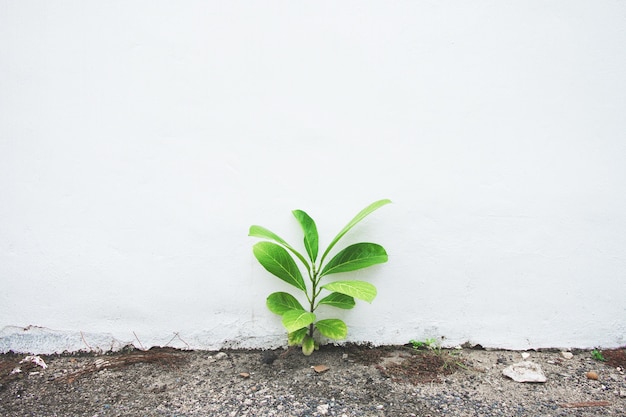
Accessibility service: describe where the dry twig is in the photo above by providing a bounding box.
[56,350,185,383]
[560,401,611,408]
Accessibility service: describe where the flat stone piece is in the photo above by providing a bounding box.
[312,364,329,373]
[502,361,547,383]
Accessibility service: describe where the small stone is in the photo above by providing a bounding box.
[150,383,167,393]
[561,352,573,359]
[376,405,384,410]
[619,390,626,398]
[342,353,349,360]
[239,372,250,378]
[502,361,547,383]
[521,352,531,360]
[317,404,329,415]
[312,365,329,373]
[586,371,599,380]
[261,351,277,364]
[214,352,228,360]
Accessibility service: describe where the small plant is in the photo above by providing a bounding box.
[249,199,391,355]
[408,337,468,372]
[591,348,607,362]
[410,338,439,351]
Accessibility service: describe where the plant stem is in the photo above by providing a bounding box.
[307,269,320,338]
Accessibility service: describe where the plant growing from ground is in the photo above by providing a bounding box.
[591,348,607,362]
[409,337,467,370]
[410,338,440,352]
[249,199,391,355]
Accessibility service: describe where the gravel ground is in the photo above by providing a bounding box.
[1,345,625,417]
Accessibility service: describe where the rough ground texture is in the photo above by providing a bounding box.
[1,345,625,417]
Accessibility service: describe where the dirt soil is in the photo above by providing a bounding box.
[1,345,625,417]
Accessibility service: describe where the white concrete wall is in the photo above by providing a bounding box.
[1,1,625,354]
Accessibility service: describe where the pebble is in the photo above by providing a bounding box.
[261,351,277,364]
[561,352,573,360]
[214,352,228,360]
[312,365,329,373]
[521,352,531,360]
[317,404,329,415]
[586,371,599,380]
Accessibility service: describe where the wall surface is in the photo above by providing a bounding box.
[1,1,625,354]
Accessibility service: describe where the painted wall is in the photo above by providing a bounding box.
[1,1,625,354]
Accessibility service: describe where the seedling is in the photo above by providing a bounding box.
[410,338,439,351]
[591,349,607,362]
[409,337,467,370]
[249,199,391,355]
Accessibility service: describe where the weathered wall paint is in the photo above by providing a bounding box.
[1,1,625,353]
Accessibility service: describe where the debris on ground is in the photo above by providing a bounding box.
[55,347,185,383]
[502,361,547,383]
[560,400,611,408]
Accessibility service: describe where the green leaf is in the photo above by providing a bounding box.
[252,242,306,291]
[318,292,355,309]
[302,335,315,356]
[319,199,391,265]
[266,292,304,315]
[316,319,348,340]
[281,309,316,333]
[249,225,310,269]
[288,328,308,346]
[321,280,377,303]
[249,225,290,247]
[320,243,387,277]
[292,209,318,262]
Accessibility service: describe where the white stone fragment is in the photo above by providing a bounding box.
[521,352,531,360]
[561,351,573,359]
[20,355,47,369]
[502,361,547,383]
